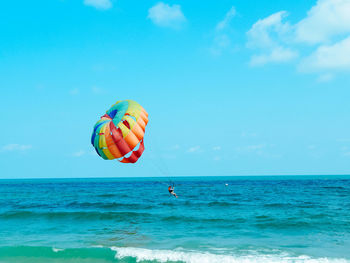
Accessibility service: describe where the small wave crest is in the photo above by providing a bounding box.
[111,246,350,263]
[52,247,64,252]
[0,246,349,263]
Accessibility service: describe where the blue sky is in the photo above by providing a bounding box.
[1,0,350,178]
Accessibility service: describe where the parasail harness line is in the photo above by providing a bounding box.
[149,158,178,198]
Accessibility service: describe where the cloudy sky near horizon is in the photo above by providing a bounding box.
[1,0,350,178]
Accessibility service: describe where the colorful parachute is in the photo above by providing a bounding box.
[91,100,148,163]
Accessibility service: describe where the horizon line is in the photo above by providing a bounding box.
[1,174,350,180]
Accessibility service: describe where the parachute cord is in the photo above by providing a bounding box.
[146,133,174,186]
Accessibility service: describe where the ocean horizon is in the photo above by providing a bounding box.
[1,175,349,262]
[2,174,350,180]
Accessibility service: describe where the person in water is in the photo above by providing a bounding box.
[168,186,178,198]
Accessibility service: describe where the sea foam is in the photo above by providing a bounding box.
[111,247,350,263]
[52,247,64,253]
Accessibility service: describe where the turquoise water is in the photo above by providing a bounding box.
[0,176,350,262]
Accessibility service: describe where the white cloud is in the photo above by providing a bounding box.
[84,0,112,10]
[209,7,238,56]
[1,144,32,152]
[246,11,297,66]
[247,11,291,49]
[246,0,350,77]
[72,150,85,157]
[299,36,350,72]
[187,146,200,153]
[295,0,350,44]
[148,2,186,29]
[250,46,298,66]
[248,0,350,46]
[216,7,236,31]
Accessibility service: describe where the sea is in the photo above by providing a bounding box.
[0,176,349,263]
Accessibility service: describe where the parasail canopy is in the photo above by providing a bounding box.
[91,100,148,163]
